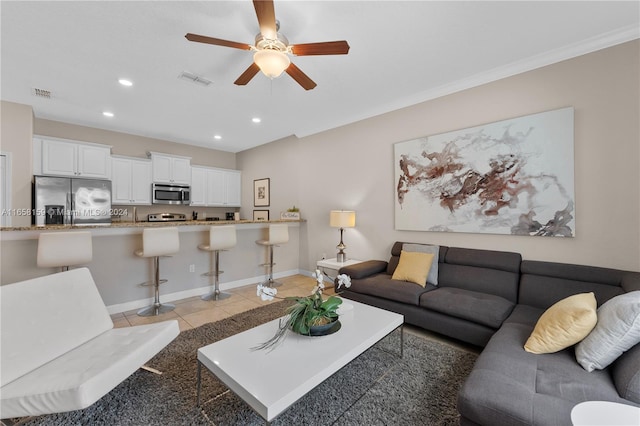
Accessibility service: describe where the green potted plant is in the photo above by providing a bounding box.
[254,270,351,351]
[280,205,301,220]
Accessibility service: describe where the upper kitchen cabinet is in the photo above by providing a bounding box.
[149,152,191,185]
[111,156,152,205]
[191,166,241,207]
[35,137,112,179]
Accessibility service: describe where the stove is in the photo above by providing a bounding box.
[147,213,187,222]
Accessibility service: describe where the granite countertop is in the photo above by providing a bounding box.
[1,219,304,232]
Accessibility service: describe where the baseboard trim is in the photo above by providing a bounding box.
[106,268,311,314]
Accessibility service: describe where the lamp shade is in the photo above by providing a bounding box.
[253,49,291,78]
[330,210,356,228]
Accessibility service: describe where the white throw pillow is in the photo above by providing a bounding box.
[576,291,640,372]
[402,243,439,286]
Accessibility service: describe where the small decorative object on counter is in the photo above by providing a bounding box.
[280,205,301,220]
[253,269,351,351]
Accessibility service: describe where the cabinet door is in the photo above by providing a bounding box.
[42,139,77,176]
[111,158,133,204]
[131,160,152,204]
[190,167,207,206]
[206,169,226,206]
[171,157,191,184]
[77,144,111,179]
[152,154,173,183]
[225,170,242,207]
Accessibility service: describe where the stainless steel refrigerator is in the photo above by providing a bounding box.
[33,176,112,226]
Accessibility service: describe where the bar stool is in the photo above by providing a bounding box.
[255,224,289,288]
[199,225,237,301]
[135,227,180,317]
[37,231,93,271]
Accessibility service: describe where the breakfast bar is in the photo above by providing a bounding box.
[0,219,304,313]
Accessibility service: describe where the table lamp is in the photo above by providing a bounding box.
[330,210,356,262]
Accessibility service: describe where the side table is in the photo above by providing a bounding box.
[317,257,361,281]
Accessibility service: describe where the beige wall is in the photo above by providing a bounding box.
[0,101,33,227]
[238,40,640,272]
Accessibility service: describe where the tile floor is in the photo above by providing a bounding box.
[111,274,330,332]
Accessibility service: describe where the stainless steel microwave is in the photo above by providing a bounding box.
[152,183,191,205]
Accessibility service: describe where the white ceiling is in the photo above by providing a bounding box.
[2,1,638,153]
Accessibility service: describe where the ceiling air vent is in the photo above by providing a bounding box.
[32,88,52,99]
[178,71,212,87]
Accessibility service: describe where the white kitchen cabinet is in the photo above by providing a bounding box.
[190,166,207,206]
[40,138,111,179]
[149,152,191,185]
[190,166,241,207]
[111,156,152,205]
[225,170,241,206]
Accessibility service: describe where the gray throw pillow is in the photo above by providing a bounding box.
[575,291,640,372]
[402,243,439,286]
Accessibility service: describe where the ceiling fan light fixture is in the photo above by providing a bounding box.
[253,49,290,79]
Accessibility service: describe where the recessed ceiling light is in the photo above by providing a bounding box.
[252,117,261,123]
[213,135,222,140]
[103,111,114,117]
[118,79,133,87]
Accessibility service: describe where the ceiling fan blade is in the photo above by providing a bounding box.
[185,33,251,51]
[253,0,277,39]
[290,41,350,56]
[285,63,317,90]
[234,63,261,86]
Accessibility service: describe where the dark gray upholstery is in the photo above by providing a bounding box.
[420,287,514,329]
[458,305,639,426]
[519,260,631,309]
[611,341,640,403]
[337,241,640,425]
[459,263,640,426]
[345,273,434,306]
[339,242,521,347]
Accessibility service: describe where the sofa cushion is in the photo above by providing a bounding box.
[519,260,628,309]
[611,342,640,403]
[438,247,521,303]
[402,243,440,285]
[0,268,113,387]
[346,273,434,305]
[524,293,597,354]
[420,287,515,329]
[576,291,640,372]
[391,250,434,287]
[0,321,180,417]
[458,316,634,426]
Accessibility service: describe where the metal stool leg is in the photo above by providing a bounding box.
[261,244,282,288]
[201,250,232,301]
[138,256,175,316]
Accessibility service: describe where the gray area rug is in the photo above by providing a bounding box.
[20,301,477,425]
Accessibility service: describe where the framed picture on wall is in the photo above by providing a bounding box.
[253,210,269,221]
[254,178,270,207]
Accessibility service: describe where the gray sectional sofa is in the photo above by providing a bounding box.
[337,241,640,426]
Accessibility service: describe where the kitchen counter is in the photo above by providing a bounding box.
[1,219,304,310]
[0,219,305,240]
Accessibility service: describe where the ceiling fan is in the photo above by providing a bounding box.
[185,0,350,90]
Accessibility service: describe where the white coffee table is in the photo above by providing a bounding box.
[196,299,404,423]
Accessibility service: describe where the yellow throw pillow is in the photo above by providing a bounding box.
[524,292,597,354]
[391,250,434,287]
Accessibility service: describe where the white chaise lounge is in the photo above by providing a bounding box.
[0,268,179,419]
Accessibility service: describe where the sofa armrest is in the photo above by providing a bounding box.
[339,260,388,279]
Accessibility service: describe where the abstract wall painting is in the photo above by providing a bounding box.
[394,107,575,237]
